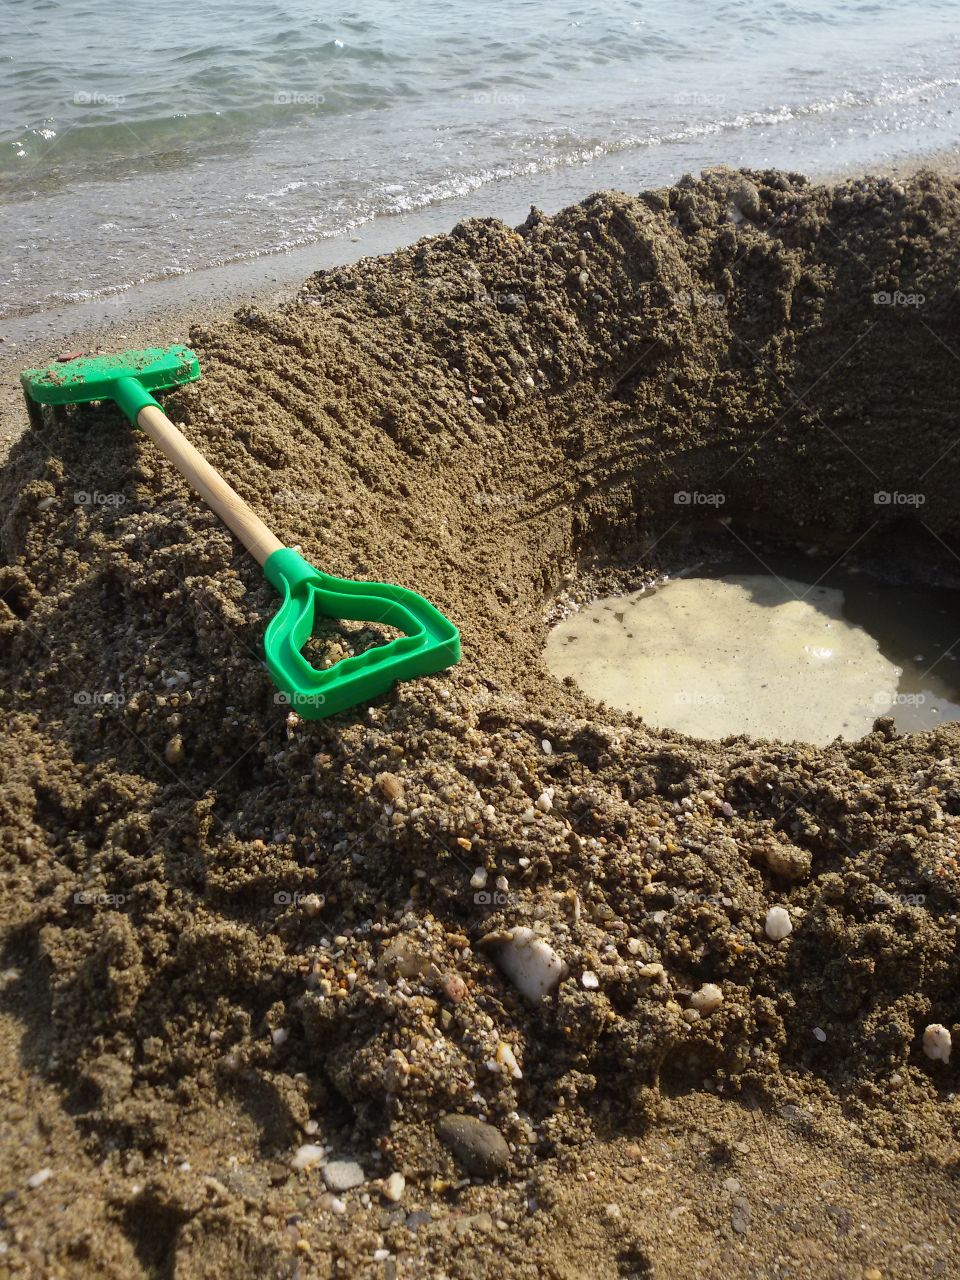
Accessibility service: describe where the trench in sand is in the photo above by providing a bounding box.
[543,537,960,744]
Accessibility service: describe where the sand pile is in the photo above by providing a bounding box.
[2,167,960,1276]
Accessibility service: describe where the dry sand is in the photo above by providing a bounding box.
[3,164,960,1278]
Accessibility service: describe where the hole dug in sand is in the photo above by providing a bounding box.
[545,540,960,744]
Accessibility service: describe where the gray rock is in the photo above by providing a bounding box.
[732,177,761,220]
[321,1160,364,1192]
[436,1114,511,1177]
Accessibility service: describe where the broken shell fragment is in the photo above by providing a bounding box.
[923,1023,952,1063]
[478,926,566,1001]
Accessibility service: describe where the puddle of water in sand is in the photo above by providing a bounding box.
[545,564,960,744]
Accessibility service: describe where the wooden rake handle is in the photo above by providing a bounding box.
[137,405,283,566]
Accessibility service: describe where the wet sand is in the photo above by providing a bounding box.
[3,162,960,1277]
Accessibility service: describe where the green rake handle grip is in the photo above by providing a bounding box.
[264,549,460,718]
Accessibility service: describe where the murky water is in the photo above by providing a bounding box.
[545,558,960,743]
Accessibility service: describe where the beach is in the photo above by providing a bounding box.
[5,3,960,1276]
[3,162,960,1276]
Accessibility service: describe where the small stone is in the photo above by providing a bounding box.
[442,970,467,1004]
[762,842,811,881]
[26,1168,52,1189]
[535,790,553,813]
[731,1196,752,1234]
[382,1172,405,1203]
[377,772,403,803]
[581,970,600,990]
[541,739,552,754]
[863,1269,883,1280]
[470,867,488,890]
[321,1160,365,1192]
[689,983,723,1015]
[813,1027,827,1043]
[291,1144,325,1172]
[320,1193,346,1215]
[923,1023,952,1063]
[164,735,183,765]
[436,1114,511,1177]
[765,906,792,941]
[479,926,566,1001]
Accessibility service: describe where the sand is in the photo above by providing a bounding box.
[3,165,960,1278]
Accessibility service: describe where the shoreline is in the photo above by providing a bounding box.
[3,143,959,449]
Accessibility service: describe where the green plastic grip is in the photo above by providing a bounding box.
[263,548,460,718]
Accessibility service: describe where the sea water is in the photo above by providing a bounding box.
[3,0,960,319]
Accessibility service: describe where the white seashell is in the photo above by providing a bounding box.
[689,983,723,1015]
[382,1172,405,1202]
[765,906,792,941]
[496,1041,523,1079]
[923,1023,952,1063]
[480,926,566,1001]
[291,1143,325,1171]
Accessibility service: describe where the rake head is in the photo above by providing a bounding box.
[21,345,200,409]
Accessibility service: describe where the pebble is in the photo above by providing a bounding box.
[763,842,812,881]
[164,735,184,765]
[813,1026,827,1043]
[470,867,488,890]
[322,1160,365,1192]
[436,1114,511,1176]
[731,1197,752,1234]
[376,772,403,803]
[382,1172,406,1203]
[765,906,793,941]
[480,926,565,1001]
[923,1023,952,1063]
[541,739,552,754]
[441,972,467,1003]
[581,970,600,990]
[689,983,723,1015]
[495,1041,522,1079]
[26,1168,52,1189]
[291,1144,325,1172]
[320,1193,346,1215]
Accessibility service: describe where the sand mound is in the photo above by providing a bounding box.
[3,167,960,1276]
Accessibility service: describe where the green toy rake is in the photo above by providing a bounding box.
[21,345,460,718]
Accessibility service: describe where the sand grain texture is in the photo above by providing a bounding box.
[2,167,960,1277]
